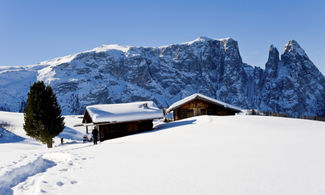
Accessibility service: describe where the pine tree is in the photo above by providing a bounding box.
[23,81,65,148]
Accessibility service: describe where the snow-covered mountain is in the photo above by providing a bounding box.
[0,37,324,117]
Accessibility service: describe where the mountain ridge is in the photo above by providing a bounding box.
[0,37,324,117]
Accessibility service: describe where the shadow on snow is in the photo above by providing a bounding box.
[138,119,197,135]
[58,126,84,141]
[0,128,25,144]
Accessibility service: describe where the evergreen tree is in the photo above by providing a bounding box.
[23,81,65,148]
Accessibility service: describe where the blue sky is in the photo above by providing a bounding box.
[1,0,325,74]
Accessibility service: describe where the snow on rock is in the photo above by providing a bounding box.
[86,101,163,123]
[90,44,130,53]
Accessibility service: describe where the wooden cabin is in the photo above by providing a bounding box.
[82,101,163,141]
[167,93,242,120]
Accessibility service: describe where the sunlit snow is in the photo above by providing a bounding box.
[0,111,325,194]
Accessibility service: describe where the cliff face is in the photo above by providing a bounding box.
[0,37,324,117]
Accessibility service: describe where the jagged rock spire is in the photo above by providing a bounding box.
[265,45,280,77]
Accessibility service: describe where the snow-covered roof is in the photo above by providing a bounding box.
[85,101,163,124]
[167,93,242,113]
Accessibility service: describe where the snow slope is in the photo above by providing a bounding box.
[0,111,325,194]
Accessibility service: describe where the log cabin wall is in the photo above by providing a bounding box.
[173,99,237,120]
[98,119,153,141]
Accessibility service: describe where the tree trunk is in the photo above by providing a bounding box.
[47,140,53,148]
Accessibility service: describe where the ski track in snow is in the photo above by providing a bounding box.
[13,151,81,195]
[0,155,56,195]
[0,143,91,195]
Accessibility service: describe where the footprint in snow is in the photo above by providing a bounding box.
[40,189,47,193]
[81,158,87,160]
[70,180,78,184]
[56,181,64,186]
[42,180,48,184]
[59,168,68,172]
[19,155,27,160]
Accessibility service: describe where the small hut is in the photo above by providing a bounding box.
[167,93,242,120]
[82,101,163,141]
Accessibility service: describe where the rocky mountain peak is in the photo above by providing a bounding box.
[280,40,319,74]
[282,40,308,58]
[221,38,242,65]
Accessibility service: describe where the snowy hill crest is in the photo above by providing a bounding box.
[0,37,324,117]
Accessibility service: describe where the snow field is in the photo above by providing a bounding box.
[0,111,325,194]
